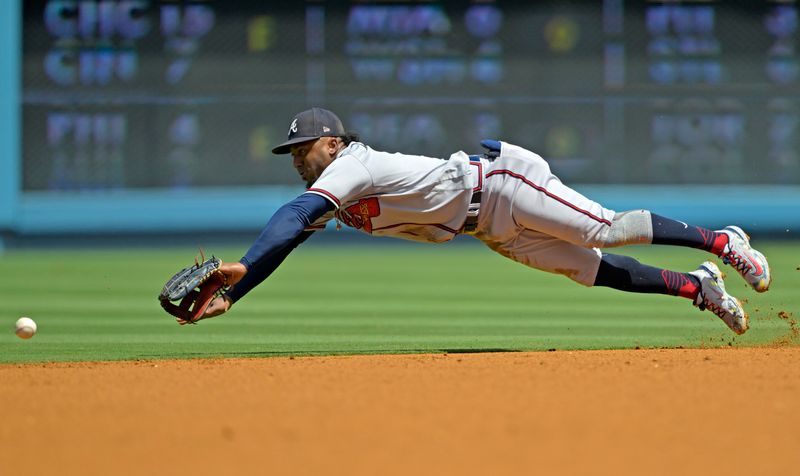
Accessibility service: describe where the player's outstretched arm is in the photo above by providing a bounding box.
[198,193,334,319]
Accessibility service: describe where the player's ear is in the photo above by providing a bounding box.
[327,137,340,155]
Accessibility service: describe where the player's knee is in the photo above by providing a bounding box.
[594,210,654,248]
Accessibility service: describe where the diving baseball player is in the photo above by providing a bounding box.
[179,108,771,335]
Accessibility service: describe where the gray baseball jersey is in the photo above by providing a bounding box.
[305,142,481,243]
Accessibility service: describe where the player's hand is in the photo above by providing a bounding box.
[172,261,244,325]
[204,295,232,317]
[175,295,232,325]
[218,261,248,286]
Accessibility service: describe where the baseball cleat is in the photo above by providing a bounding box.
[716,226,771,292]
[689,261,748,335]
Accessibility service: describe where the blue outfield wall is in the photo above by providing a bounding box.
[0,0,20,233]
[14,185,800,236]
[17,187,304,234]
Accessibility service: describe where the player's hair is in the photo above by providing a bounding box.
[340,132,360,145]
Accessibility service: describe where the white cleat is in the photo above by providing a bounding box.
[689,261,749,335]
[717,225,771,292]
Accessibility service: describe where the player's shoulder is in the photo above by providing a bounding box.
[319,142,373,181]
[331,142,376,171]
[337,141,369,160]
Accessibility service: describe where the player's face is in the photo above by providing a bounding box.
[290,138,337,185]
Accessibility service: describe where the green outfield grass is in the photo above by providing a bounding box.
[0,240,798,363]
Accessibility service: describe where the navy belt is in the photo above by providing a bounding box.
[462,155,484,234]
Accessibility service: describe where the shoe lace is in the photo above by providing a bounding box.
[703,299,726,319]
[697,291,729,320]
[722,249,752,275]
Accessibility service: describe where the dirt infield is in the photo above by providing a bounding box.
[1,347,798,476]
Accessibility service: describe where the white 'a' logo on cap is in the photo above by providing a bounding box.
[289,118,298,137]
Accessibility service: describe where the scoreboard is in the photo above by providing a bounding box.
[21,1,800,192]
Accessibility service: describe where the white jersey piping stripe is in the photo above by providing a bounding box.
[306,188,341,208]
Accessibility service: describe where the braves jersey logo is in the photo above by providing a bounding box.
[288,118,298,137]
[336,197,381,232]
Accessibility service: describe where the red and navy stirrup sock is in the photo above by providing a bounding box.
[650,213,728,256]
[594,253,700,300]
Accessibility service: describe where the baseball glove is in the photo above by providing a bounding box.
[158,256,228,323]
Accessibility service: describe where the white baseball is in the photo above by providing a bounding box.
[15,317,37,339]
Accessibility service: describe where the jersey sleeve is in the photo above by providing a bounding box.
[229,193,334,305]
[305,153,373,209]
[306,210,335,231]
[239,193,333,270]
[225,231,314,303]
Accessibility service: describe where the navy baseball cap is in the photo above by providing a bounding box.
[272,107,346,154]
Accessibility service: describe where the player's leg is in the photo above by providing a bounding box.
[479,228,605,287]
[594,253,747,334]
[600,210,770,292]
[480,143,770,292]
[480,142,616,249]
[648,214,771,292]
[477,228,747,334]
